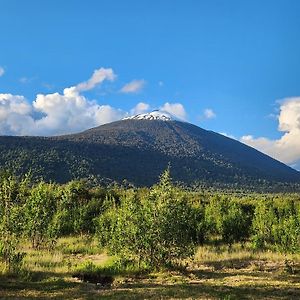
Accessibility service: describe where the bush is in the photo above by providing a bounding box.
[96,169,198,269]
[24,182,59,248]
[0,173,28,272]
[252,199,300,253]
[205,196,251,246]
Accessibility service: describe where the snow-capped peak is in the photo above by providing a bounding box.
[123,110,173,121]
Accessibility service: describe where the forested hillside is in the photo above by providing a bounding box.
[0,119,299,191]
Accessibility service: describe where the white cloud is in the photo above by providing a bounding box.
[0,68,124,136]
[75,68,116,92]
[130,102,150,115]
[120,79,146,93]
[32,89,124,136]
[0,67,5,77]
[0,94,34,135]
[160,102,187,120]
[93,105,125,125]
[203,108,216,119]
[240,97,300,169]
[0,68,189,137]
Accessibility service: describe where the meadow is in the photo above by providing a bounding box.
[1,237,300,299]
[1,170,300,299]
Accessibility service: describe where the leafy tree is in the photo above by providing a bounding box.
[205,196,250,246]
[251,200,276,250]
[96,169,198,268]
[273,214,299,253]
[24,182,58,248]
[252,199,300,253]
[56,181,92,235]
[0,173,28,272]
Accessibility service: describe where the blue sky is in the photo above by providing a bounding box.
[1,0,300,168]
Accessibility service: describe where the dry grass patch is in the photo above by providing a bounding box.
[1,241,300,299]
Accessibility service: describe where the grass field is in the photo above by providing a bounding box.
[1,236,300,299]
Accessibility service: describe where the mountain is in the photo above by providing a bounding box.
[0,111,299,189]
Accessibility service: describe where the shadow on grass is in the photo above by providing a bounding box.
[1,270,300,300]
[99,281,300,300]
[1,260,300,299]
[205,257,253,269]
[0,276,82,299]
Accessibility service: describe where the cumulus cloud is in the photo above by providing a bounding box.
[241,97,300,169]
[0,67,5,77]
[32,89,124,136]
[120,79,146,93]
[159,102,187,120]
[0,68,124,136]
[130,102,150,115]
[0,94,34,135]
[0,67,189,137]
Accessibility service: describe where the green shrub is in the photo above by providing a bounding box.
[205,196,250,246]
[96,169,198,269]
[23,182,59,248]
[0,173,28,273]
[251,199,300,253]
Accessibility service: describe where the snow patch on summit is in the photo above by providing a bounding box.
[123,110,173,121]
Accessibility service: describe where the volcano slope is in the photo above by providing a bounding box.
[0,117,299,189]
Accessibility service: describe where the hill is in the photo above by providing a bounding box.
[0,112,299,189]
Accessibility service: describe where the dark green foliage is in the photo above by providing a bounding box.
[0,119,299,190]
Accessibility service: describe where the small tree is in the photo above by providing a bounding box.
[252,199,300,253]
[56,181,91,235]
[0,174,28,272]
[272,215,299,253]
[205,196,250,247]
[251,200,276,250]
[96,168,198,269]
[24,182,58,248]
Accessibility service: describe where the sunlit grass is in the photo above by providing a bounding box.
[1,238,300,299]
[195,242,300,269]
[26,239,106,274]
[56,235,102,255]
